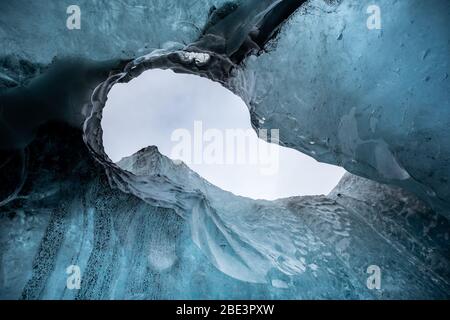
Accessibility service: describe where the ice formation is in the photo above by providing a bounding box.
[0,0,449,299]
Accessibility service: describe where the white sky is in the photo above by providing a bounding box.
[102,69,345,200]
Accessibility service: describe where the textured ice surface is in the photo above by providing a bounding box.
[1,126,449,299]
[0,0,228,63]
[241,0,450,213]
[0,0,449,299]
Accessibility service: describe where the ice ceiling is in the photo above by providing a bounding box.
[0,0,449,299]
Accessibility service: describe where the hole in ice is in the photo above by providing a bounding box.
[101,69,345,200]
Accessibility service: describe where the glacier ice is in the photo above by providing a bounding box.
[1,127,449,299]
[241,0,450,213]
[0,0,449,299]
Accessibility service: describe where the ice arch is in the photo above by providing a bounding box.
[102,68,345,200]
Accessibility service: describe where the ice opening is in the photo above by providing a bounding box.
[101,69,345,200]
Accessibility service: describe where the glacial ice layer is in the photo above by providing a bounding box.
[0,0,449,299]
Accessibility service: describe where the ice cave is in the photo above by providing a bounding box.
[0,0,449,300]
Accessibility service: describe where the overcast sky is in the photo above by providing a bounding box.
[101,69,345,200]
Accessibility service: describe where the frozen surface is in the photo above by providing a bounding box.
[1,126,448,299]
[241,0,450,212]
[0,0,228,63]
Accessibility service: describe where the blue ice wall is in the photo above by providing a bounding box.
[241,0,450,212]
